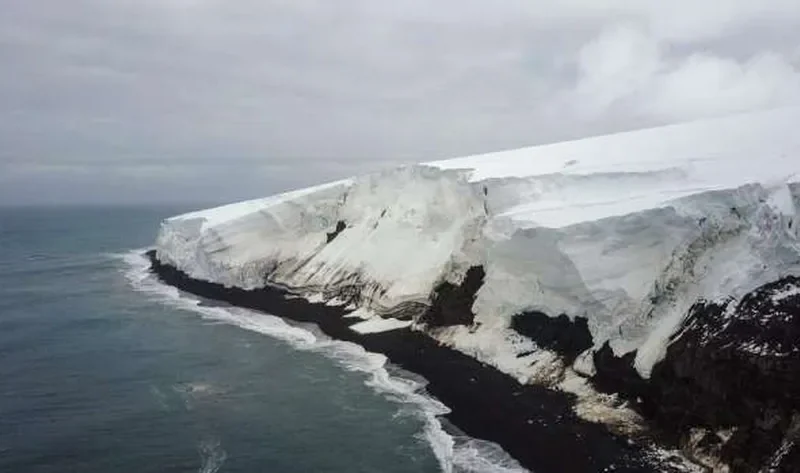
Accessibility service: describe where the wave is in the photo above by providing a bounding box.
[197,437,227,473]
[117,249,528,473]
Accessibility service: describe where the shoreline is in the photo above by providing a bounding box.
[147,251,678,473]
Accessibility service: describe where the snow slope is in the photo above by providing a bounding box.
[156,107,800,386]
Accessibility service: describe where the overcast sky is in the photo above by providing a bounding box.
[2,1,800,205]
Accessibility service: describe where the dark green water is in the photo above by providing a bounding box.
[0,207,467,473]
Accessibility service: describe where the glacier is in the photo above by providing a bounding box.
[153,107,800,472]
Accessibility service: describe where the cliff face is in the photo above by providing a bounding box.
[589,277,800,471]
[154,108,800,472]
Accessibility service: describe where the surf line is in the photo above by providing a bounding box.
[144,250,659,473]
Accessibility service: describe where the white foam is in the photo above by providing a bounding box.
[197,437,227,473]
[118,250,527,473]
[149,385,172,411]
[451,438,529,473]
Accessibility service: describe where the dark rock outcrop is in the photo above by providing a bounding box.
[511,311,592,364]
[326,220,347,243]
[419,266,485,327]
[590,276,800,472]
[592,343,651,413]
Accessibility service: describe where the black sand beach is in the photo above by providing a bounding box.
[147,251,682,473]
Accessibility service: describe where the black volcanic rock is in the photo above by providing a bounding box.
[511,311,592,364]
[326,220,347,243]
[590,276,800,472]
[650,277,800,472]
[419,266,485,327]
[592,343,651,414]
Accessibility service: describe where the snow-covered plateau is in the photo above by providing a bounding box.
[154,107,800,472]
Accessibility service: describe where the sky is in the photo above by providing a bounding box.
[2,1,800,205]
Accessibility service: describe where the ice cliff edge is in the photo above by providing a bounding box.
[154,107,800,472]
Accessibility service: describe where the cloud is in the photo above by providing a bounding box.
[1,1,800,204]
[572,25,662,117]
[570,24,800,121]
[653,52,800,119]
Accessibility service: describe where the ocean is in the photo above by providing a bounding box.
[0,206,524,473]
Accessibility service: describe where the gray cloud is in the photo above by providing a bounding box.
[2,1,800,204]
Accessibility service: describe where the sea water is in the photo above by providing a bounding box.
[0,206,525,473]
